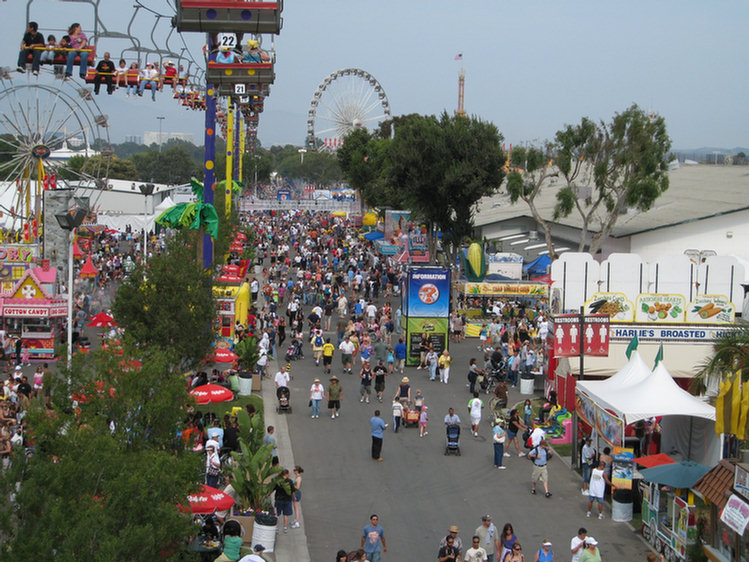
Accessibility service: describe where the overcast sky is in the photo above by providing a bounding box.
[4,1,747,150]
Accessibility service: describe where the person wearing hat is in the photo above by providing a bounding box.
[160,59,177,91]
[492,417,507,469]
[138,61,159,100]
[533,539,553,562]
[310,377,325,419]
[327,375,342,419]
[204,439,221,488]
[243,39,270,63]
[439,526,464,557]
[394,376,411,406]
[237,543,266,562]
[464,535,488,562]
[475,515,499,562]
[578,537,600,562]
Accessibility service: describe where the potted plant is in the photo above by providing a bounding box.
[234,336,260,394]
[227,439,288,546]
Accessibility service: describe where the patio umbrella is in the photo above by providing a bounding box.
[212,348,239,363]
[190,384,234,404]
[187,485,235,514]
[222,264,240,274]
[87,312,117,328]
[216,274,242,283]
[632,453,675,469]
[639,460,710,488]
[234,232,247,241]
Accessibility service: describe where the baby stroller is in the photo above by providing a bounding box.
[285,339,304,361]
[445,424,461,456]
[276,386,292,414]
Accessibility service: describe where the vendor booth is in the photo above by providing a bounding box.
[575,353,719,466]
[460,281,548,336]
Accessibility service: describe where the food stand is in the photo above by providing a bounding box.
[460,281,548,336]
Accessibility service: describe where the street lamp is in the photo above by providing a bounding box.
[157,116,165,152]
[55,202,88,367]
[253,155,260,199]
[138,183,155,263]
[298,148,306,164]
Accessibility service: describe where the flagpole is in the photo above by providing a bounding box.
[572,306,584,471]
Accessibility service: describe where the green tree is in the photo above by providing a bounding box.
[692,321,749,394]
[81,154,138,180]
[277,150,342,185]
[130,145,201,184]
[112,230,216,367]
[505,144,561,258]
[386,112,506,262]
[0,351,201,561]
[337,128,396,207]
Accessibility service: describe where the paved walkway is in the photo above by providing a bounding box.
[263,324,653,562]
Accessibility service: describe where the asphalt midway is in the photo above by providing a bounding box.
[265,300,651,561]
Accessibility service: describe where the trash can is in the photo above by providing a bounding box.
[252,513,277,552]
[612,488,633,522]
[238,372,253,396]
[520,374,534,395]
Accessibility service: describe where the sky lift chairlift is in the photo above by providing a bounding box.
[173,0,283,34]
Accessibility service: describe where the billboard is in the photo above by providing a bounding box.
[384,210,411,240]
[487,252,523,279]
[406,268,450,318]
[406,317,448,365]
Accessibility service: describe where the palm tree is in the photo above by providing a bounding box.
[691,321,749,395]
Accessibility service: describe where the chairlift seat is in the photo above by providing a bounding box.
[174,0,283,34]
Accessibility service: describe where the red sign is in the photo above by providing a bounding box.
[582,314,610,356]
[551,314,609,357]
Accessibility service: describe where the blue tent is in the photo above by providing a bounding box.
[523,254,551,276]
[364,231,384,241]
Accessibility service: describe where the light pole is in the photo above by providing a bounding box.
[157,116,165,152]
[138,183,155,263]
[298,148,306,164]
[55,202,88,367]
[253,155,260,199]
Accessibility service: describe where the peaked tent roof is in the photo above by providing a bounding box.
[154,196,176,212]
[577,351,652,409]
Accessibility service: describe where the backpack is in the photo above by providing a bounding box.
[523,428,533,449]
[314,335,323,347]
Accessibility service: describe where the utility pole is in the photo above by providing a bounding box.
[157,116,165,152]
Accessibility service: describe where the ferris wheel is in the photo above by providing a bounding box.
[0,76,111,232]
[306,68,391,148]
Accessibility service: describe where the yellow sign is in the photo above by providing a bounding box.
[464,282,547,297]
[585,292,634,322]
[635,293,686,323]
[686,294,735,324]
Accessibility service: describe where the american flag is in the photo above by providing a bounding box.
[454,53,463,61]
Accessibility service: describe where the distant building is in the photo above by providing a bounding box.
[143,131,195,146]
[124,135,142,145]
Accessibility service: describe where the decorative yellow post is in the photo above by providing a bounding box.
[225,99,234,217]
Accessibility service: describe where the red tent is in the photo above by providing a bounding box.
[189,383,234,404]
[79,256,98,279]
[187,485,235,514]
[632,453,675,469]
[211,348,239,363]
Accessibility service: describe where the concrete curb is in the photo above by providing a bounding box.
[260,354,311,562]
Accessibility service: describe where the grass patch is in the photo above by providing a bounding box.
[552,442,572,457]
[196,394,264,422]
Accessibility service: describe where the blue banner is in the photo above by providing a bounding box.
[406,268,450,318]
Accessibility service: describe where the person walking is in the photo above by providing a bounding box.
[464,536,488,562]
[475,515,500,562]
[205,439,221,488]
[570,528,588,562]
[370,410,387,461]
[392,398,403,433]
[274,468,295,533]
[529,440,552,498]
[578,538,600,562]
[437,535,460,562]
[468,391,484,437]
[439,525,464,556]
[492,418,506,469]
[328,375,342,419]
[322,337,335,375]
[505,409,527,457]
[532,540,553,562]
[310,378,325,419]
[586,460,612,519]
[438,349,452,384]
[361,514,387,562]
[359,360,373,404]
[503,542,525,562]
[418,406,429,437]
[393,338,407,374]
[373,359,388,402]
[499,523,518,561]
[581,437,595,495]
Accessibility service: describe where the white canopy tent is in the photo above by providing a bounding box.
[154,196,176,213]
[576,356,719,465]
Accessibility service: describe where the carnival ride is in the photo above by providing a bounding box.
[305,68,392,149]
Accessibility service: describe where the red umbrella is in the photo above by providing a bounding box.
[632,453,675,468]
[73,381,116,403]
[234,232,247,241]
[119,359,142,372]
[211,348,239,363]
[187,485,235,514]
[87,312,117,328]
[222,264,240,274]
[216,274,242,283]
[190,383,234,404]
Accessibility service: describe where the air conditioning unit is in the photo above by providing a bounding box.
[528,230,539,240]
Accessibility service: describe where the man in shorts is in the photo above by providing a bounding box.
[529,440,552,498]
[586,460,611,519]
[322,337,335,375]
[273,469,295,532]
[339,335,355,374]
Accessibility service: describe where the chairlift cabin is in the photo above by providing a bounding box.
[174,0,283,34]
[207,61,274,91]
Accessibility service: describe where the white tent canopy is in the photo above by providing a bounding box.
[154,196,176,213]
[577,355,715,425]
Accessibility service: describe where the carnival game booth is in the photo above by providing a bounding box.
[461,281,548,337]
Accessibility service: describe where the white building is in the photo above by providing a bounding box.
[143,131,195,147]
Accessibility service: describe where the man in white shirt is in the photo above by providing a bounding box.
[464,536,488,562]
[274,365,291,389]
[339,336,356,374]
[570,527,587,562]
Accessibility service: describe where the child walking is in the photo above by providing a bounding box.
[419,406,429,437]
[392,398,403,433]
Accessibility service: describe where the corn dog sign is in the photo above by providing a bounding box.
[686,294,734,324]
